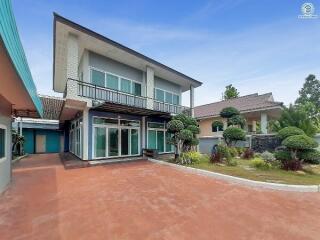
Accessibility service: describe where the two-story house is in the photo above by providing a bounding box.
[53,14,202,160]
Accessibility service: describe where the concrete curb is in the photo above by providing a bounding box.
[148,159,320,192]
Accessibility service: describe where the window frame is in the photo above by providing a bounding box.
[154,87,180,106]
[89,66,143,96]
[0,124,6,162]
[147,121,174,153]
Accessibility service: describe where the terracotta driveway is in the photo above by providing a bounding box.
[0,154,320,240]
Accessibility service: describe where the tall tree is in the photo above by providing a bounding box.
[223,84,239,100]
[295,74,320,122]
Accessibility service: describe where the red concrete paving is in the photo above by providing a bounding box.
[0,154,320,240]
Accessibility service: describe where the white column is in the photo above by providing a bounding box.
[260,113,268,134]
[252,120,257,133]
[190,85,194,117]
[146,66,154,110]
[19,117,22,136]
[82,108,89,160]
[67,33,79,80]
[142,116,146,150]
[223,119,228,130]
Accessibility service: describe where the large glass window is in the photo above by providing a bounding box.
[148,130,157,149]
[157,131,164,153]
[148,122,164,129]
[121,129,129,155]
[155,89,165,102]
[173,94,179,105]
[91,69,105,87]
[121,78,131,93]
[165,92,173,104]
[147,122,173,153]
[106,73,119,90]
[94,118,118,125]
[0,128,5,158]
[108,128,119,157]
[94,127,106,158]
[132,82,142,96]
[131,129,139,155]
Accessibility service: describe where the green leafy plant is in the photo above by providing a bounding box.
[228,115,246,128]
[210,144,231,163]
[297,149,320,164]
[225,157,238,166]
[260,151,276,163]
[277,126,305,140]
[220,107,240,119]
[241,148,255,159]
[178,151,202,165]
[250,159,271,170]
[223,84,240,100]
[274,150,291,161]
[167,119,184,159]
[228,147,238,158]
[223,127,246,146]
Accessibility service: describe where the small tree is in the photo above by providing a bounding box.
[224,84,239,100]
[220,107,239,119]
[167,120,184,159]
[228,115,246,128]
[277,126,305,140]
[223,127,246,146]
[282,134,318,169]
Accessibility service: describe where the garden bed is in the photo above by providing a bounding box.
[165,157,320,185]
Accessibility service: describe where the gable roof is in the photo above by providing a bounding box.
[194,93,283,119]
[40,95,64,120]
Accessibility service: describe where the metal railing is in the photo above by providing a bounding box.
[66,78,189,114]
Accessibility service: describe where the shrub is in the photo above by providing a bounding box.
[178,151,202,165]
[220,107,240,118]
[241,148,254,159]
[212,120,223,132]
[282,135,318,151]
[274,150,291,161]
[235,147,245,155]
[187,125,200,135]
[298,149,320,164]
[228,147,238,158]
[250,159,271,170]
[280,159,302,171]
[261,151,276,163]
[225,157,238,166]
[210,144,231,163]
[173,113,198,128]
[278,127,305,140]
[223,127,246,146]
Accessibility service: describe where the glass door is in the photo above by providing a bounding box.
[108,128,119,157]
[130,129,139,155]
[121,129,129,156]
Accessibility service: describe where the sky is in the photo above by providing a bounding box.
[12,0,320,107]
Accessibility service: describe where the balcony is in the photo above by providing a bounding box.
[65,79,189,115]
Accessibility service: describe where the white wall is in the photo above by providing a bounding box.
[0,95,12,193]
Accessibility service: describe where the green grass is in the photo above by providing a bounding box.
[183,157,320,185]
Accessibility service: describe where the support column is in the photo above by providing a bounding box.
[252,120,257,133]
[82,108,89,160]
[260,113,268,134]
[67,33,79,80]
[223,119,228,130]
[142,116,146,150]
[190,85,194,117]
[146,66,154,110]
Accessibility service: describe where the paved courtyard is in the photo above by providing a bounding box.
[0,154,319,240]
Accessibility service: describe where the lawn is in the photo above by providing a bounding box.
[171,157,320,185]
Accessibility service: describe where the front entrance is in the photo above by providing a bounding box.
[93,117,140,159]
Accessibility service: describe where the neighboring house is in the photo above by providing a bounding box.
[194,93,283,153]
[0,0,43,193]
[53,13,202,160]
[14,95,65,154]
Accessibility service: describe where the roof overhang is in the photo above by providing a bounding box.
[53,13,202,93]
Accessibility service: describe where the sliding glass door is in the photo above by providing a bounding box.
[93,117,140,159]
[147,122,173,153]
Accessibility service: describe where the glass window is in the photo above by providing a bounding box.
[106,73,119,90]
[121,129,129,156]
[108,128,119,156]
[166,132,173,152]
[165,92,173,104]
[148,130,157,149]
[121,78,131,93]
[155,89,165,102]
[94,127,106,158]
[173,94,179,105]
[132,82,142,96]
[148,122,164,129]
[93,118,118,125]
[0,128,5,158]
[157,131,164,153]
[120,120,140,127]
[91,69,105,87]
[131,129,139,155]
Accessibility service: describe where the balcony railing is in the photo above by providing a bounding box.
[66,78,189,115]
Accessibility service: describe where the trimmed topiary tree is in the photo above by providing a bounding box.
[223,127,246,146]
[167,119,184,159]
[220,107,240,119]
[282,134,319,170]
[297,149,320,164]
[228,115,246,128]
[277,126,305,140]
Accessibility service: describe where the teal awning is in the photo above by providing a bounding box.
[0,0,43,117]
